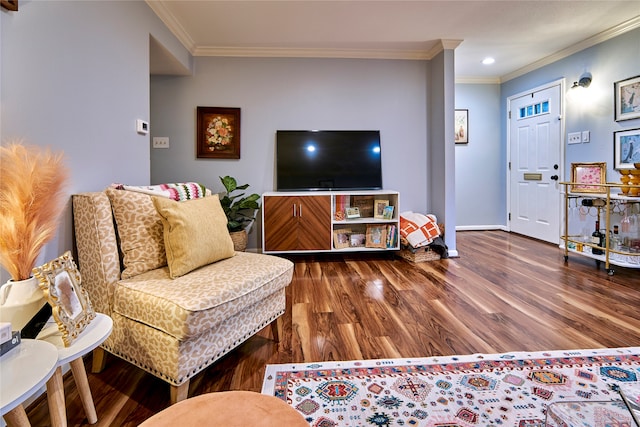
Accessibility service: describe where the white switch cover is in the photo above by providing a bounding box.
[153,137,169,149]
[568,132,581,145]
[581,131,590,143]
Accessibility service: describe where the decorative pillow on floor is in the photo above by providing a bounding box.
[105,187,167,279]
[153,195,235,278]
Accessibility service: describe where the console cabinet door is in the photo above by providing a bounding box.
[264,195,331,251]
[296,195,331,250]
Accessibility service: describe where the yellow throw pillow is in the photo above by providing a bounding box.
[152,195,235,278]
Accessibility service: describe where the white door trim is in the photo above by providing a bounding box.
[506,78,566,238]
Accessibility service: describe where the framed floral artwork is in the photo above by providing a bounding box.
[614,75,640,122]
[614,128,640,169]
[196,107,241,159]
[570,162,606,193]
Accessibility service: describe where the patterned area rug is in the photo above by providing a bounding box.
[262,347,640,426]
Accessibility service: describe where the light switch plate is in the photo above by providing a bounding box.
[568,132,581,145]
[581,131,590,143]
[153,137,169,149]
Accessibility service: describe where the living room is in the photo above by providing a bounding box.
[2,1,640,426]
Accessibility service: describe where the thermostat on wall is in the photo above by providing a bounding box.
[136,119,149,135]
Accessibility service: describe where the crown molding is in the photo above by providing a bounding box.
[502,15,640,82]
[146,0,197,53]
[455,76,501,85]
[194,39,463,61]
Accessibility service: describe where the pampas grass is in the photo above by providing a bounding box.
[0,142,69,281]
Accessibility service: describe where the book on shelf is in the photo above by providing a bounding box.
[386,224,397,248]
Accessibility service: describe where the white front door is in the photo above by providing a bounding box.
[508,83,563,244]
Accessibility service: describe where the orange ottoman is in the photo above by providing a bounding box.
[139,391,308,426]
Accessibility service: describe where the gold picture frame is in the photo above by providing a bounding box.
[374,199,389,219]
[32,251,96,347]
[333,228,351,249]
[366,225,387,248]
[570,162,606,194]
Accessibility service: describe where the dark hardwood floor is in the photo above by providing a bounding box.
[24,230,640,426]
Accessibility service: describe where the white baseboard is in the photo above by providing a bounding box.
[455,225,508,232]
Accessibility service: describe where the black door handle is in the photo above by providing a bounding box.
[551,175,559,181]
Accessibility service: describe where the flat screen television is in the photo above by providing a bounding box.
[276,130,383,191]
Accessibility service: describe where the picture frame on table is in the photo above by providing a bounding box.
[365,225,387,248]
[614,128,640,169]
[32,251,96,347]
[570,162,606,193]
[614,75,640,122]
[455,109,468,144]
[374,199,389,219]
[196,106,241,159]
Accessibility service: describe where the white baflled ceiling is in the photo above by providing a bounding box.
[147,1,640,82]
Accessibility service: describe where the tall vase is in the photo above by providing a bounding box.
[0,276,46,331]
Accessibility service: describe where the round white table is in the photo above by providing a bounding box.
[37,313,113,426]
[1,339,59,426]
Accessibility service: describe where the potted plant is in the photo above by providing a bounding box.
[0,142,69,330]
[219,176,260,251]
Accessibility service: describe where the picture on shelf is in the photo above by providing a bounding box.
[374,199,389,219]
[333,229,351,249]
[350,233,366,247]
[346,207,361,219]
[351,195,374,218]
[366,225,387,248]
[382,205,395,220]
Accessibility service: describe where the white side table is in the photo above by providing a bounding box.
[1,339,59,426]
[37,313,113,426]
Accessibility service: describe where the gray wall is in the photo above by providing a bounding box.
[455,83,503,229]
[501,27,640,183]
[0,1,190,283]
[151,57,436,250]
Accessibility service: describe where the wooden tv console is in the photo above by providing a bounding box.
[262,190,400,254]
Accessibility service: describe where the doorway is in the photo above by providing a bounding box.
[507,81,564,244]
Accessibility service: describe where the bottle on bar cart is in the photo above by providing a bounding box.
[592,219,604,255]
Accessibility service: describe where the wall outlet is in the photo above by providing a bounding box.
[581,131,590,143]
[567,132,581,145]
[153,137,169,149]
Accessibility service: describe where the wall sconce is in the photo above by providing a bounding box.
[572,72,592,89]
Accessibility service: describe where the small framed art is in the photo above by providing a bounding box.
[365,225,387,248]
[382,205,395,220]
[346,207,361,219]
[350,233,366,247]
[455,109,468,144]
[570,162,606,193]
[614,128,640,169]
[196,107,241,159]
[374,199,389,219]
[333,229,351,249]
[614,75,640,122]
[32,251,96,347]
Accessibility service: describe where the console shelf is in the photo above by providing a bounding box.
[262,190,400,254]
